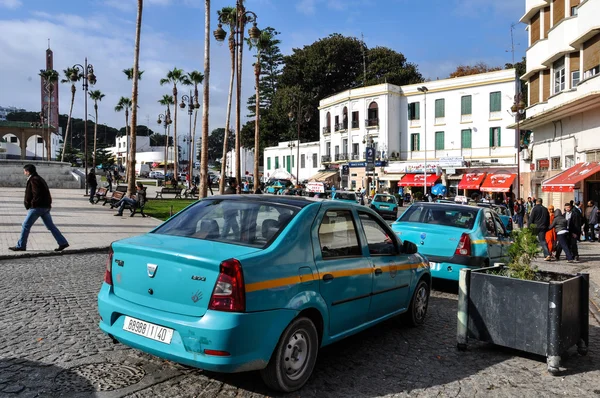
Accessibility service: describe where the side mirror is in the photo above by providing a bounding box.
[402,240,418,255]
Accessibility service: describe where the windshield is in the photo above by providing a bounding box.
[399,204,479,229]
[334,192,357,201]
[153,199,299,248]
[374,195,396,204]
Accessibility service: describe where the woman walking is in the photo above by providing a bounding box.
[550,209,574,263]
[545,205,556,255]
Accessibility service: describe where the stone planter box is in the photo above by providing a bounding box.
[457,265,589,374]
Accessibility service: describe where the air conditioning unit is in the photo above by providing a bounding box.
[521,148,531,161]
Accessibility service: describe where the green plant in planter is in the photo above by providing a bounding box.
[505,226,541,280]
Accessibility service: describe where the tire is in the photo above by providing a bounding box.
[260,317,319,393]
[405,279,430,326]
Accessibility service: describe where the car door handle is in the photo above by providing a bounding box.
[322,274,334,281]
[374,268,383,275]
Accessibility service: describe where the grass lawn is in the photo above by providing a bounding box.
[145,199,197,220]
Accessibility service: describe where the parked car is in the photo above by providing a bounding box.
[370,194,399,219]
[391,202,510,281]
[178,172,188,182]
[265,179,293,194]
[476,203,513,233]
[331,191,358,203]
[98,196,431,392]
[149,171,165,179]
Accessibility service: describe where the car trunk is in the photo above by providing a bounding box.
[110,234,260,317]
[393,222,469,258]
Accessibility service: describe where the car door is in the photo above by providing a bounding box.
[314,208,373,337]
[357,211,413,320]
[482,210,503,264]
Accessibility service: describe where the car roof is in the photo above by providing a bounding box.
[335,191,357,194]
[205,194,319,208]
[408,202,482,212]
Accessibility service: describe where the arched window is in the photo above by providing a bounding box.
[342,106,348,129]
[324,112,331,134]
[367,102,378,127]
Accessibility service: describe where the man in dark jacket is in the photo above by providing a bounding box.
[529,198,551,260]
[585,200,598,241]
[565,202,582,260]
[87,170,98,204]
[224,178,238,195]
[9,164,69,252]
[550,209,574,262]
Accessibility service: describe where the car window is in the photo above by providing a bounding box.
[318,210,362,259]
[334,192,357,201]
[358,213,397,255]
[152,199,298,248]
[483,211,497,237]
[400,204,478,229]
[493,214,506,236]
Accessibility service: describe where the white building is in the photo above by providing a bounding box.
[319,69,518,195]
[515,0,600,206]
[107,135,175,169]
[1,126,62,160]
[0,106,25,121]
[263,140,321,183]
[224,147,255,179]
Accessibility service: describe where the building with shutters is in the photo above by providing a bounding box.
[263,140,321,183]
[515,0,600,206]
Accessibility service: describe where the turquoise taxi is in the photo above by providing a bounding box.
[391,202,510,281]
[98,196,430,392]
[370,194,399,219]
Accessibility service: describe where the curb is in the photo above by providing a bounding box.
[0,246,110,261]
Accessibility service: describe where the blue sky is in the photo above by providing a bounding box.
[0,0,527,132]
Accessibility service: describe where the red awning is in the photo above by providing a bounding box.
[397,174,439,187]
[480,173,517,192]
[458,173,487,190]
[542,162,600,192]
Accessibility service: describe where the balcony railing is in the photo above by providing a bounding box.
[351,153,360,160]
[461,114,473,123]
[362,151,383,160]
[335,122,348,131]
[351,120,359,128]
[322,126,331,134]
[335,153,349,161]
[321,155,331,163]
[366,118,379,127]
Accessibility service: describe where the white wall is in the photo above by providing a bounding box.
[263,140,321,182]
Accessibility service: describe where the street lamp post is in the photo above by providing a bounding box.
[71,59,96,195]
[288,103,312,185]
[157,110,172,179]
[511,93,526,200]
[417,86,429,197]
[214,1,261,193]
[180,91,195,184]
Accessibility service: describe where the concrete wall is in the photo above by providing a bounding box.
[0,160,81,189]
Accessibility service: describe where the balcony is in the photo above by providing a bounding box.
[366,118,379,128]
[322,126,331,135]
[351,120,359,128]
[362,151,383,160]
[351,153,360,160]
[321,155,331,163]
[409,119,420,127]
[335,122,348,132]
[461,114,473,123]
[335,153,349,161]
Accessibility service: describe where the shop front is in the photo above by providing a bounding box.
[479,172,517,202]
[457,172,487,198]
[397,174,440,199]
[542,162,600,206]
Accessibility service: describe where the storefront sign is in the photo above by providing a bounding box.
[366,148,375,172]
[438,156,464,167]
[349,161,387,168]
[538,159,550,169]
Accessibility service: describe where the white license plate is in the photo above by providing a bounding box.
[380,205,389,209]
[429,262,440,271]
[123,316,174,344]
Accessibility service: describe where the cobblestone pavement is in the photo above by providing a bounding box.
[2,253,600,397]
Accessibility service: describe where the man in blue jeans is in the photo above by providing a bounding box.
[9,164,69,252]
[113,182,146,217]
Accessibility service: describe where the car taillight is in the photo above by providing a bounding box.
[104,246,113,285]
[208,259,245,312]
[455,233,472,256]
[508,218,513,230]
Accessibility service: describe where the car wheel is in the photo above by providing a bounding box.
[405,279,430,327]
[260,317,319,393]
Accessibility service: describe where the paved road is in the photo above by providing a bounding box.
[2,253,600,397]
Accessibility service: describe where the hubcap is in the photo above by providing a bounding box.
[283,329,310,381]
[414,285,429,321]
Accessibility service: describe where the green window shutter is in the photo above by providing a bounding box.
[435,99,445,118]
[292,155,295,167]
[490,92,501,112]
[408,103,413,119]
[489,128,494,147]
[417,134,420,151]
[267,157,271,170]
[461,96,472,115]
[415,102,420,120]
[497,127,501,146]
[461,129,472,148]
[275,157,279,169]
[435,132,444,150]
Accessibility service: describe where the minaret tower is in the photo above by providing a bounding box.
[41,39,59,129]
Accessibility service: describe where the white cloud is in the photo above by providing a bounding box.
[0,0,21,9]
[0,11,257,137]
[296,0,317,15]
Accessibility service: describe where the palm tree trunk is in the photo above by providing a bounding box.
[199,0,210,197]
[219,39,235,194]
[192,108,198,174]
[61,85,76,162]
[124,111,129,182]
[235,18,245,193]
[93,104,98,169]
[173,86,178,178]
[253,60,260,192]
[127,0,143,195]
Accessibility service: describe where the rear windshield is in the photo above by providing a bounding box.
[374,195,396,204]
[399,204,478,229]
[152,199,299,248]
[334,192,357,201]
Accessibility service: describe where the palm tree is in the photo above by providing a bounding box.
[187,70,204,180]
[59,67,82,162]
[200,0,211,197]
[217,6,237,194]
[88,90,105,169]
[247,30,272,193]
[39,68,59,160]
[115,96,132,175]
[123,68,144,80]
[127,0,144,195]
[158,95,174,177]
[160,68,191,177]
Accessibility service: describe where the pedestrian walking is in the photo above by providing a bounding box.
[525,197,533,226]
[106,172,113,192]
[87,169,98,204]
[224,178,238,195]
[545,205,556,255]
[565,202,582,261]
[529,198,551,260]
[9,164,69,252]
[550,209,574,262]
[584,200,598,241]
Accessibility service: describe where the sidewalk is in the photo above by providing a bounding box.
[0,186,162,259]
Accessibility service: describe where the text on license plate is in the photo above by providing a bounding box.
[380,205,389,208]
[123,316,174,344]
